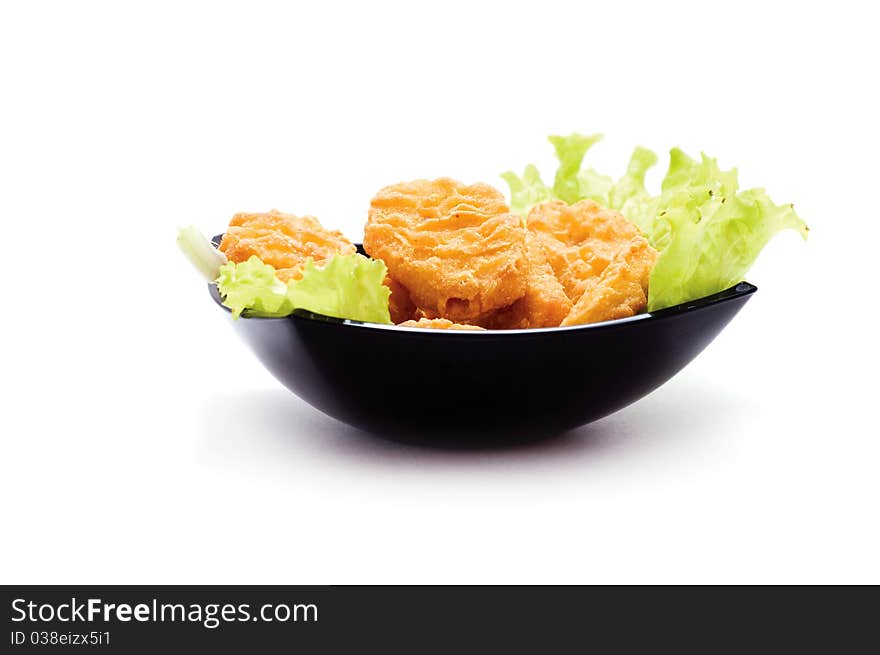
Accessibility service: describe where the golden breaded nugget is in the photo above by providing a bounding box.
[480,236,572,329]
[219,210,355,282]
[398,318,485,330]
[385,275,418,324]
[363,178,528,322]
[527,200,642,303]
[561,236,659,326]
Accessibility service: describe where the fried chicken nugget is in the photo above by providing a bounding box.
[363,178,528,323]
[560,236,659,326]
[385,275,418,324]
[480,236,572,329]
[527,200,642,303]
[219,210,356,282]
[398,318,485,330]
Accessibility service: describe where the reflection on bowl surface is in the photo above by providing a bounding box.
[208,274,756,435]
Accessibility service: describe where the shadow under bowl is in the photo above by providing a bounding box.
[208,242,756,436]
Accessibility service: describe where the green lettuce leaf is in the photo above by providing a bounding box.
[500,165,553,216]
[647,187,807,310]
[608,146,659,235]
[287,254,392,324]
[502,134,808,311]
[549,133,603,204]
[215,254,392,323]
[640,149,807,309]
[216,256,296,319]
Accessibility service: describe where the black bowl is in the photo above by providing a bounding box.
[208,242,756,436]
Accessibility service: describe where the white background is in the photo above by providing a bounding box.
[1,1,877,584]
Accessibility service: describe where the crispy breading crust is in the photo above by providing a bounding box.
[398,318,485,330]
[385,275,418,324]
[527,200,642,303]
[560,236,658,326]
[479,235,572,329]
[219,210,355,282]
[363,178,528,322]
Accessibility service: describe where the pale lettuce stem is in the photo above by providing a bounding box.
[176,225,228,281]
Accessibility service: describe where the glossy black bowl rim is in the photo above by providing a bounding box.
[208,275,756,335]
[210,233,756,334]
